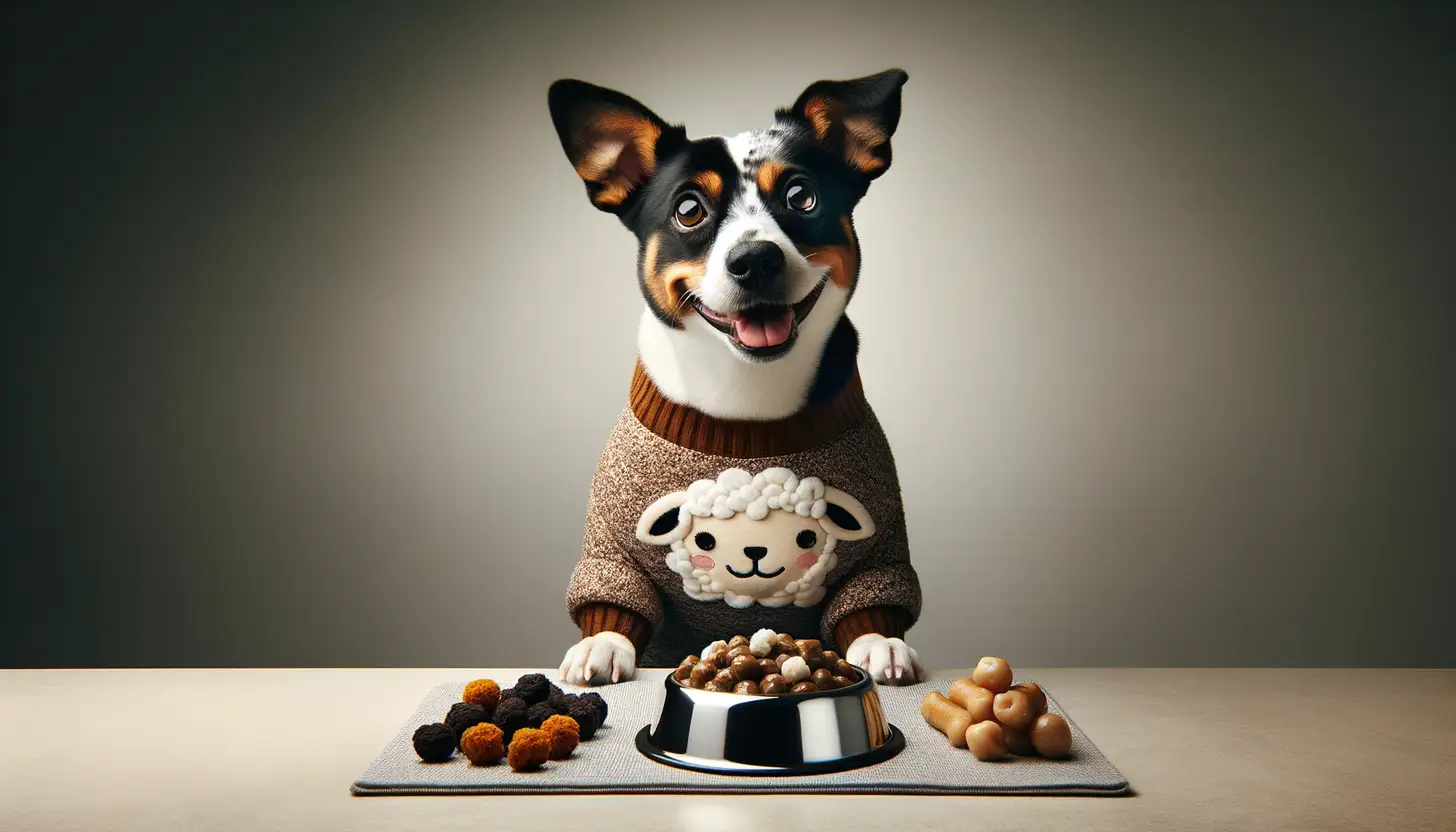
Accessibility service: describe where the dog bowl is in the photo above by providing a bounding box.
[635,666,904,776]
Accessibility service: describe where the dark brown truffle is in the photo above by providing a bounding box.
[411,723,456,762]
[444,702,489,746]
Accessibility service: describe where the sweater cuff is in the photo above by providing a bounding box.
[574,603,652,654]
[833,606,913,651]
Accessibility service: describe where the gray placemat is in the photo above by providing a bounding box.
[351,671,1129,796]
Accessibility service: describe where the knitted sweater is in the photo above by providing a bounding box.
[565,362,921,668]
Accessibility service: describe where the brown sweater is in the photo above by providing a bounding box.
[566,362,921,668]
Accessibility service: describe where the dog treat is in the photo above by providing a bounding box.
[971,657,1014,694]
[920,691,972,748]
[412,723,457,762]
[820,650,841,667]
[713,668,737,687]
[758,657,781,677]
[507,728,551,771]
[834,659,858,678]
[728,634,751,650]
[1001,723,1036,756]
[749,629,778,657]
[688,661,716,688]
[565,697,601,740]
[701,639,728,659]
[541,714,580,760]
[462,679,501,713]
[581,691,609,724]
[992,689,1036,730]
[526,701,556,729]
[811,668,836,688]
[795,639,824,664]
[774,653,793,671]
[790,682,818,694]
[760,673,789,694]
[672,664,693,683]
[514,673,551,704]
[444,702,489,745]
[1031,713,1073,758]
[460,722,506,765]
[731,654,764,681]
[965,720,1008,761]
[776,634,801,656]
[492,697,530,745]
[733,680,762,695]
[781,656,811,684]
[949,678,997,723]
[833,675,854,688]
[1011,682,1047,716]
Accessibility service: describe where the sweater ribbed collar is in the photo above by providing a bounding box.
[627,361,869,458]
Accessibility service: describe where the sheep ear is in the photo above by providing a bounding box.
[636,492,691,545]
[819,487,876,541]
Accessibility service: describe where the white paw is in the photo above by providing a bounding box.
[558,632,637,686]
[846,633,924,685]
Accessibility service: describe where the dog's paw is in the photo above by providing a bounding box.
[846,633,924,685]
[558,632,637,686]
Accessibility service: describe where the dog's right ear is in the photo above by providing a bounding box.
[548,80,686,215]
[635,491,692,545]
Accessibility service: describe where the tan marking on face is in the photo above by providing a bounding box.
[692,170,723,201]
[798,215,860,291]
[756,159,786,195]
[642,233,705,327]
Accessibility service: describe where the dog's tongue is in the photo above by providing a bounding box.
[733,310,793,348]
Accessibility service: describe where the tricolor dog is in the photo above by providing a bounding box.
[549,69,923,686]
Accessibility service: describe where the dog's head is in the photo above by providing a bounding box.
[548,70,907,362]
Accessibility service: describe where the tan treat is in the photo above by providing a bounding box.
[459,722,505,765]
[540,715,579,760]
[949,678,997,723]
[919,691,972,748]
[727,635,751,650]
[810,668,837,688]
[993,689,1036,730]
[964,720,1008,761]
[462,679,501,711]
[760,674,788,694]
[731,654,763,681]
[1031,713,1073,758]
[506,728,550,771]
[757,658,781,678]
[971,657,1014,694]
[1011,682,1047,716]
[733,680,761,695]
[789,682,819,694]
[1001,723,1036,756]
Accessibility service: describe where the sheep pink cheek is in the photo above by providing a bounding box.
[690,555,714,569]
[796,552,820,570]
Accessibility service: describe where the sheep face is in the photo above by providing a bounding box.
[635,467,876,609]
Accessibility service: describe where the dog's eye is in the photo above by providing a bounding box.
[785,180,817,213]
[796,530,817,549]
[674,195,706,229]
[694,531,716,551]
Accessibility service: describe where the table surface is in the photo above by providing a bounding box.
[2,668,1453,832]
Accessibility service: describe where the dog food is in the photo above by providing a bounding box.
[673,630,862,695]
[920,657,1075,762]
[411,675,609,768]
[919,691,972,748]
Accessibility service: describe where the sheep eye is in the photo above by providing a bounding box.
[694,532,716,551]
[796,530,817,549]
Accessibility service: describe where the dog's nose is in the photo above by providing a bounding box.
[725,240,784,290]
[743,546,768,561]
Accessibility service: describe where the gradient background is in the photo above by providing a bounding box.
[4,1,1453,668]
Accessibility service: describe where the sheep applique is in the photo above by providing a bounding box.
[634,467,876,609]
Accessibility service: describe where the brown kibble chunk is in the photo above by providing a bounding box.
[506,727,551,771]
[972,657,1014,694]
[704,679,734,692]
[731,654,763,681]
[776,637,801,657]
[459,722,505,765]
[834,659,858,678]
[919,691,972,748]
[689,662,716,687]
[790,682,818,694]
[949,678,997,723]
[810,668,836,688]
[833,675,854,688]
[727,645,753,662]
[1031,713,1073,758]
[795,639,824,663]
[672,664,693,682]
[993,689,1036,730]
[704,648,729,667]
[733,680,761,695]
[1001,723,1036,755]
[680,654,700,667]
[965,720,1009,761]
[758,658,780,678]
[462,679,501,712]
[821,650,841,667]
[728,635,750,649]
[760,674,788,694]
[713,668,736,687]
[1011,682,1047,716]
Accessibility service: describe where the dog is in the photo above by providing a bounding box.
[548,69,923,687]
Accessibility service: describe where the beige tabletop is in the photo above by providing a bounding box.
[1,668,1452,831]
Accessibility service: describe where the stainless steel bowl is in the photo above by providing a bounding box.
[635,667,904,775]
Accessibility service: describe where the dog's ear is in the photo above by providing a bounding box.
[779,68,908,180]
[817,487,876,541]
[548,79,686,214]
[636,491,692,545]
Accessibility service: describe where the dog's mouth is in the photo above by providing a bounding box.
[725,562,787,579]
[689,277,828,359]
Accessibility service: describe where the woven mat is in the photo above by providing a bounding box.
[351,670,1129,796]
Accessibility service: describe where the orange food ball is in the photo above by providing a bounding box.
[971,657,1014,694]
[507,727,551,771]
[459,722,505,765]
[541,714,580,760]
[462,679,501,711]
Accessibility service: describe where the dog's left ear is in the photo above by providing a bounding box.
[780,68,908,180]
[818,487,876,542]
[548,79,686,214]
